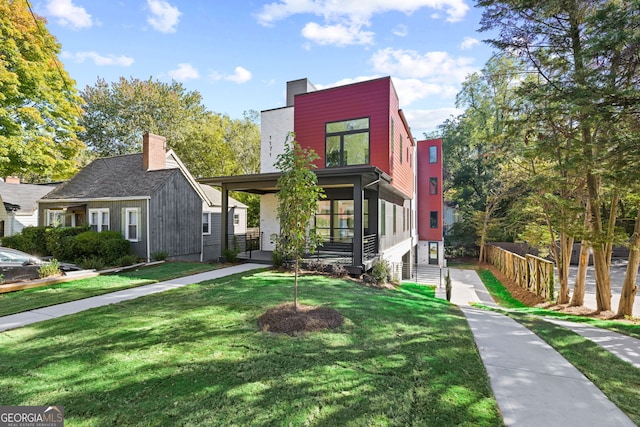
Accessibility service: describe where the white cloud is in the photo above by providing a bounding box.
[301,22,374,46]
[392,78,459,105]
[461,36,480,50]
[45,0,92,30]
[210,67,252,84]
[62,51,134,66]
[147,0,181,33]
[168,63,200,81]
[371,47,477,83]
[393,24,408,37]
[403,107,461,136]
[257,0,469,27]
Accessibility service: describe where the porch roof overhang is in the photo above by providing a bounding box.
[198,166,409,199]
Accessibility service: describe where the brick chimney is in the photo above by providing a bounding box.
[142,133,167,171]
[5,176,20,184]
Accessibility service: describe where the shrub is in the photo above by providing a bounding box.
[306,259,326,272]
[38,259,61,278]
[115,254,139,267]
[20,226,49,255]
[330,264,348,278]
[371,259,391,284]
[46,226,89,260]
[79,256,106,270]
[0,233,24,251]
[0,274,4,283]
[272,250,286,267]
[222,247,240,263]
[151,251,168,261]
[73,231,131,265]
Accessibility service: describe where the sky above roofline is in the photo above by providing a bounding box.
[35,0,496,138]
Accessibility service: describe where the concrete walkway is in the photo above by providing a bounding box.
[447,268,636,427]
[0,263,266,333]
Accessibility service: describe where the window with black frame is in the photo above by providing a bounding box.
[325,117,370,167]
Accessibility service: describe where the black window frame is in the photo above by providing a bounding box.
[325,117,370,168]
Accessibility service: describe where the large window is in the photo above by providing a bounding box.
[315,200,354,242]
[125,208,140,242]
[89,208,110,232]
[325,118,369,167]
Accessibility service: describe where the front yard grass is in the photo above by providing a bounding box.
[0,262,217,317]
[0,270,502,426]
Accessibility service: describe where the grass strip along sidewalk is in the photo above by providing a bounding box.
[477,268,640,425]
[0,262,217,317]
[0,270,503,426]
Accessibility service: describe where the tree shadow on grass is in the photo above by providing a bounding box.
[0,270,502,426]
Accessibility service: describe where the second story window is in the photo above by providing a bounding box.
[325,117,369,167]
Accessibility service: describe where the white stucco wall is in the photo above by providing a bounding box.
[260,193,279,251]
[261,107,294,173]
[380,238,414,281]
[417,240,445,266]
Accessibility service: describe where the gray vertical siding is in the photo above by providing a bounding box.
[149,171,202,261]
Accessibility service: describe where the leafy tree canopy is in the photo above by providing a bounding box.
[0,0,85,181]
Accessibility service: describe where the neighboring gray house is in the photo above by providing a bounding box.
[0,177,56,238]
[200,184,247,261]
[39,133,246,262]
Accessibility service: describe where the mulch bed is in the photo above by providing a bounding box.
[258,302,344,336]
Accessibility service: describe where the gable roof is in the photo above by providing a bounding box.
[199,184,247,209]
[0,181,56,213]
[41,153,179,201]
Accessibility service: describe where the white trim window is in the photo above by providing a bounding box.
[46,209,65,227]
[233,213,240,226]
[89,208,110,232]
[125,208,140,242]
[202,212,211,235]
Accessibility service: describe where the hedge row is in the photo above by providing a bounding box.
[1,226,132,266]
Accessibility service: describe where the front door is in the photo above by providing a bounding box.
[429,242,439,265]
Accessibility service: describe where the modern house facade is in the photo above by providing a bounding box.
[417,138,444,266]
[39,133,246,262]
[203,77,438,278]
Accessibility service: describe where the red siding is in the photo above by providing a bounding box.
[294,77,414,198]
[417,139,443,241]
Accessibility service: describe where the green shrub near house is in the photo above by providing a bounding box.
[2,226,132,268]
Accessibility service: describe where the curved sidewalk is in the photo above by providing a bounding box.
[447,268,636,427]
[0,263,266,333]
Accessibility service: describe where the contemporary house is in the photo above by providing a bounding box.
[202,77,441,278]
[416,138,444,266]
[39,133,246,262]
[0,177,56,238]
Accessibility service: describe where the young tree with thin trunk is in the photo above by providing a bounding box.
[274,134,325,311]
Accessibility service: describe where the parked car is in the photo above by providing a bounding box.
[0,247,81,283]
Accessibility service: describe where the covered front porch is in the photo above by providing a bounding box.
[200,166,399,275]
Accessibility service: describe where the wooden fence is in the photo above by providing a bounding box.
[483,244,555,301]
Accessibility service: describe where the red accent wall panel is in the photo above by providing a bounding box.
[417,138,443,241]
[293,77,414,198]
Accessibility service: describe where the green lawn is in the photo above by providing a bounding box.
[0,270,502,426]
[0,262,217,317]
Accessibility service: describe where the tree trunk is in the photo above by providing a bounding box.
[294,257,299,312]
[546,213,572,304]
[616,207,640,318]
[478,202,493,264]
[570,239,590,307]
[571,201,591,307]
[605,189,619,269]
[586,173,612,312]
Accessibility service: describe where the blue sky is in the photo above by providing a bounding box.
[34,0,496,138]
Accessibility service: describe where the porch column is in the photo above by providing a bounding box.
[353,177,363,267]
[221,184,229,253]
